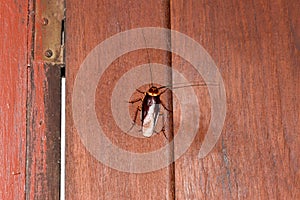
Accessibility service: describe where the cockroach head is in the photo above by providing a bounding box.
[147,86,159,96]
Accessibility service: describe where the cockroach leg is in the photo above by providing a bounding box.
[155,127,168,140]
[128,98,142,104]
[161,126,168,140]
[127,106,141,133]
[160,99,172,112]
[154,113,168,140]
[160,113,168,140]
[136,88,145,94]
[158,88,172,111]
[158,88,169,95]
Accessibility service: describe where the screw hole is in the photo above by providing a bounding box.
[44,49,53,58]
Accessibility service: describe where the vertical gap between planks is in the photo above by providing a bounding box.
[60,1,66,198]
[167,0,176,198]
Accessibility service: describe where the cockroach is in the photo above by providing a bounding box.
[128,82,209,138]
[128,84,170,138]
[127,32,213,138]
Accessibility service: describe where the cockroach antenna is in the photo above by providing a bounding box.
[158,82,220,90]
[128,32,220,139]
[141,30,154,87]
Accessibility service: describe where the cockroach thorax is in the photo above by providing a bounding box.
[147,86,160,96]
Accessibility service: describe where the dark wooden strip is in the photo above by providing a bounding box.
[26,63,61,199]
[25,0,62,198]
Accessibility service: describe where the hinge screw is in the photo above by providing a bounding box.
[44,49,53,58]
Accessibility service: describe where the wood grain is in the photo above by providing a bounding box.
[66,0,299,199]
[0,1,61,199]
[26,63,61,199]
[0,1,28,199]
[25,0,62,198]
[66,1,174,199]
[171,0,300,199]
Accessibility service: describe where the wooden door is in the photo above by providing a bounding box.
[0,0,62,199]
[64,0,300,199]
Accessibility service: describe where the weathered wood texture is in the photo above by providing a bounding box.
[0,0,61,199]
[66,0,175,199]
[0,1,28,199]
[172,0,300,199]
[26,63,61,199]
[66,0,299,199]
[25,0,62,198]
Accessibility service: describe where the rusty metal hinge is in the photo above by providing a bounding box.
[35,0,65,65]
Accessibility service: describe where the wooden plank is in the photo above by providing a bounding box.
[26,63,61,199]
[26,0,63,199]
[0,1,28,199]
[25,0,62,198]
[0,0,62,199]
[171,0,300,199]
[66,1,175,199]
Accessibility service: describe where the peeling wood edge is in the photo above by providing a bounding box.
[26,63,61,199]
[25,0,63,198]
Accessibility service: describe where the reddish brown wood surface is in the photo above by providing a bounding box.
[66,0,300,199]
[66,1,175,199]
[26,63,61,199]
[172,0,300,199]
[0,0,61,199]
[25,0,62,199]
[0,1,28,199]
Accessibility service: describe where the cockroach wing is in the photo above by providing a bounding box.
[142,103,160,137]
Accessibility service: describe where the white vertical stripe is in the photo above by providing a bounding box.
[60,77,66,199]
